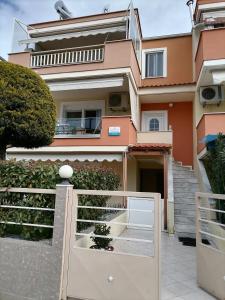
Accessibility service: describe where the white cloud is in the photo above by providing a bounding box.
[0,0,191,59]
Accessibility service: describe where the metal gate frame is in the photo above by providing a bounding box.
[61,189,161,300]
[196,192,225,300]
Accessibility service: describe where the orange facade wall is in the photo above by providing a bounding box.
[197,113,225,153]
[141,102,193,166]
[142,35,193,87]
[51,116,137,147]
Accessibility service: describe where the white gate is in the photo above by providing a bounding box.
[196,192,225,300]
[61,190,161,300]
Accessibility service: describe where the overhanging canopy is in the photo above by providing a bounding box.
[7,153,123,162]
[19,26,126,45]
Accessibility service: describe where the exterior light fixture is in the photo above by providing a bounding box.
[169,103,173,108]
[59,165,73,184]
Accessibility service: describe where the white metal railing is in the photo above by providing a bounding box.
[0,188,56,230]
[30,45,104,68]
[74,190,160,257]
[196,192,225,250]
[55,117,101,136]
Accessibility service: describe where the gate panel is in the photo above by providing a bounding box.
[63,190,161,300]
[196,192,225,300]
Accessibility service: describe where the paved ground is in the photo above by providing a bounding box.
[114,229,216,299]
[161,233,216,300]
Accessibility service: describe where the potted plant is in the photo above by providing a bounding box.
[90,223,114,251]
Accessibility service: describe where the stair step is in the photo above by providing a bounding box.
[173,160,199,239]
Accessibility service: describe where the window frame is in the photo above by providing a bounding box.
[142,47,167,79]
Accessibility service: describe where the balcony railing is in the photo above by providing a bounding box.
[31,45,104,68]
[55,117,101,136]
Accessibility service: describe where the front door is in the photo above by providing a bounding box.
[142,111,168,131]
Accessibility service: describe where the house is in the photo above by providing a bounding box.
[7,0,225,237]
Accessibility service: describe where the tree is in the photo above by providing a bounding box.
[0,61,56,159]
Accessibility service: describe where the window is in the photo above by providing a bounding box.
[149,118,160,131]
[142,48,167,79]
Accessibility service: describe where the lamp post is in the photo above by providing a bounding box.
[59,165,73,185]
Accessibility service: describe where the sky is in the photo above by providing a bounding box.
[0,0,192,59]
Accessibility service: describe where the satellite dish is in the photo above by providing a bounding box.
[55,0,73,19]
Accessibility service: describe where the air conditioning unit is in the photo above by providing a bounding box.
[200,85,224,106]
[108,93,129,111]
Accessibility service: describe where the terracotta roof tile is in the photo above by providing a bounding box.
[128,143,172,152]
[141,81,195,88]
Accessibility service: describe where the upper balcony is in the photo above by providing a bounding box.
[195,28,225,85]
[9,40,141,86]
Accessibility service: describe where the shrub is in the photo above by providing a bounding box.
[203,134,225,224]
[0,61,56,159]
[0,160,120,240]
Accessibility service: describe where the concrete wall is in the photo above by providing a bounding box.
[0,185,71,300]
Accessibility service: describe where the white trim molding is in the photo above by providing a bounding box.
[142,47,167,79]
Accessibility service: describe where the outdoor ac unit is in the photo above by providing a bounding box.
[108,93,129,111]
[200,85,224,106]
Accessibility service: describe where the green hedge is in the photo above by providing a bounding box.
[0,160,120,240]
[203,134,225,224]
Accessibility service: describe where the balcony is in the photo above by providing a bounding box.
[51,116,137,147]
[195,28,225,81]
[8,40,140,86]
[197,113,225,154]
[31,45,104,68]
[55,117,101,138]
[137,131,173,145]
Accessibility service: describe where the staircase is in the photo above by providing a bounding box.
[173,161,199,239]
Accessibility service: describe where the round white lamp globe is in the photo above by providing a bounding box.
[59,165,73,179]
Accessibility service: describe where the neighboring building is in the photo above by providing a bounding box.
[7,0,225,237]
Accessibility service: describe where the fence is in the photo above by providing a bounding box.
[196,192,225,300]
[30,45,104,68]
[0,186,161,300]
[0,185,69,300]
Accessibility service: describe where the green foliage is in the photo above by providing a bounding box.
[203,134,225,223]
[91,224,112,249]
[0,160,120,240]
[0,61,56,159]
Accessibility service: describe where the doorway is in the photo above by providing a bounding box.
[140,169,164,198]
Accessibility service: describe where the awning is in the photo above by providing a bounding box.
[201,134,219,144]
[48,77,124,92]
[19,26,126,45]
[212,70,225,85]
[6,146,127,162]
[7,153,123,162]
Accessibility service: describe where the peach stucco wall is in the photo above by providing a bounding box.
[142,35,193,87]
[141,102,193,166]
[197,113,225,153]
[195,28,225,80]
[51,116,137,147]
